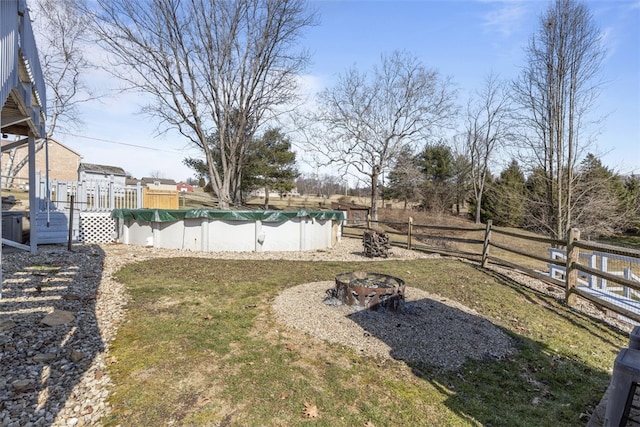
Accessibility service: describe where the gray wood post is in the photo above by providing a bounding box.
[565,228,581,306]
[68,195,74,251]
[481,220,492,267]
[28,133,37,253]
[407,216,413,250]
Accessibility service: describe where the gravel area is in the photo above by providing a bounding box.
[273,281,515,370]
[0,237,628,426]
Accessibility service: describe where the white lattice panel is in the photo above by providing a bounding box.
[79,212,116,243]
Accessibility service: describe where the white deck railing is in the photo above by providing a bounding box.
[548,247,640,300]
[36,175,143,212]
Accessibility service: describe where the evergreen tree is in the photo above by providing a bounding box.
[385,146,423,209]
[571,154,625,238]
[622,175,640,233]
[451,153,472,216]
[418,142,456,214]
[524,167,552,234]
[244,128,299,209]
[482,160,526,227]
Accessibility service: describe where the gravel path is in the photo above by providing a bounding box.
[0,237,626,426]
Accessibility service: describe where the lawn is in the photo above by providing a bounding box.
[102,257,627,426]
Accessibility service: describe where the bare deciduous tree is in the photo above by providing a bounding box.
[465,72,512,223]
[90,0,314,208]
[3,0,94,188]
[512,0,604,239]
[306,50,457,220]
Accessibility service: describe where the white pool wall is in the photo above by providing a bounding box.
[115,214,343,252]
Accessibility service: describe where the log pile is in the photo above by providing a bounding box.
[363,229,391,258]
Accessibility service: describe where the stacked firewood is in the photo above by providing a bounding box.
[363,229,391,258]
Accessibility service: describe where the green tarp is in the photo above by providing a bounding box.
[111,209,345,223]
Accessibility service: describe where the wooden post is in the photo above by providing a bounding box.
[565,228,581,306]
[366,214,371,230]
[407,216,413,250]
[68,195,74,252]
[481,220,492,267]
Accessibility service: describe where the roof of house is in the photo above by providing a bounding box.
[48,138,82,157]
[79,163,126,176]
[140,177,177,186]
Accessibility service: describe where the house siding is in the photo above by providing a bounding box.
[1,139,81,187]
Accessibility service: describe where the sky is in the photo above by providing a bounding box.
[51,0,640,182]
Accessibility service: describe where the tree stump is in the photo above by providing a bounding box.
[363,229,391,258]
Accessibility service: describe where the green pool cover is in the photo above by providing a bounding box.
[111,209,346,223]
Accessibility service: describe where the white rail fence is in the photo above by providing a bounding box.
[36,175,143,212]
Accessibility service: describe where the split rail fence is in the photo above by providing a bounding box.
[346,216,640,324]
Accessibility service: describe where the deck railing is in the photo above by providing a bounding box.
[36,175,143,212]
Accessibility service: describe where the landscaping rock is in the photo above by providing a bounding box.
[12,379,34,393]
[0,320,17,332]
[33,353,57,363]
[70,350,85,363]
[41,310,75,326]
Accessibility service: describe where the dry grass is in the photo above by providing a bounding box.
[101,256,628,426]
[376,208,553,271]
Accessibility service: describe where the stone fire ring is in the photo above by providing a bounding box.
[334,271,405,311]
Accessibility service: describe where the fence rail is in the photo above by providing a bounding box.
[351,215,640,324]
[36,175,143,212]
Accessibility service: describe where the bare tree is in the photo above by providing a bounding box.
[512,0,604,239]
[3,0,94,188]
[90,0,314,208]
[306,51,457,220]
[465,72,512,223]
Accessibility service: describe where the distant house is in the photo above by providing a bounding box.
[1,138,81,188]
[177,182,194,192]
[249,187,300,198]
[78,163,127,187]
[139,177,178,192]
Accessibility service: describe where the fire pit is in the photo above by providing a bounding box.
[333,271,405,311]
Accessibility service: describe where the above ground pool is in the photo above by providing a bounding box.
[111,209,345,252]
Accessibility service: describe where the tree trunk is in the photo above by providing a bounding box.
[3,149,17,188]
[370,170,379,221]
[474,194,481,224]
